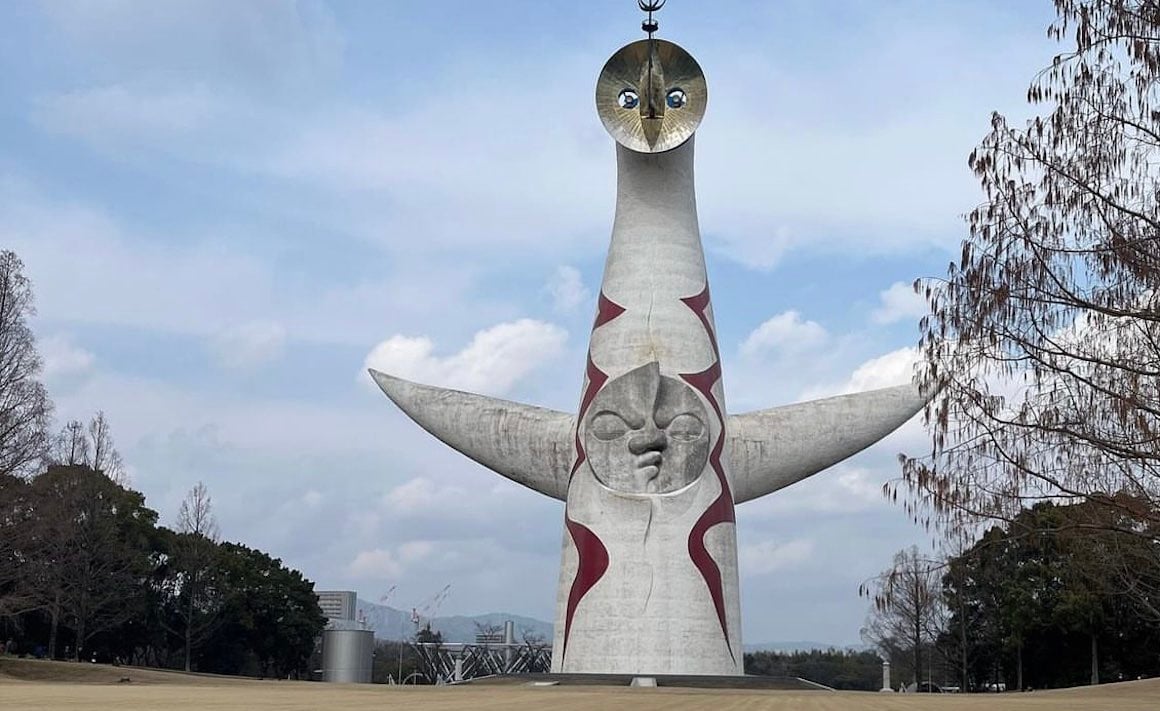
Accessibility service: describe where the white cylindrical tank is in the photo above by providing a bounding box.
[321,628,374,683]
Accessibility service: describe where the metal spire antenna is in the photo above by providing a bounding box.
[639,0,664,37]
[638,0,665,123]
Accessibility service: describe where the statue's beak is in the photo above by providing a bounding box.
[641,116,664,148]
[639,43,666,149]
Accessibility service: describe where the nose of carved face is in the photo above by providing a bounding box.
[628,423,667,456]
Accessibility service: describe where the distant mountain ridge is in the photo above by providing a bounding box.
[355,599,552,643]
[355,599,860,652]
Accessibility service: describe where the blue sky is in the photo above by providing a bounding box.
[2,1,1059,645]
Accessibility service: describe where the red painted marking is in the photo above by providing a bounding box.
[680,286,737,662]
[561,515,609,660]
[680,285,720,358]
[571,353,609,476]
[561,290,624,659]
[593,291,627,330]
[571,292,623,476]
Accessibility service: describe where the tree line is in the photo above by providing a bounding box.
[744,648,884,690]
[0,250,326,675]
[862,498,1160,691]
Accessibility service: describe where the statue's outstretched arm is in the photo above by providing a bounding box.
[728,383,928,504]
[369,370,574,500]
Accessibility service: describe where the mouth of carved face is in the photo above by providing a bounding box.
[584,364,710,495]
[636,450,663,481]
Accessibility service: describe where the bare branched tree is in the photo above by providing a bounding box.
[177,482,218,541]
[52,420,88,466]
[901,1,1160,552]
[87,411,124,482]
[165,481,223,671]
[49,412,127,485]
[861,547,946,688]
[0,251,51,478]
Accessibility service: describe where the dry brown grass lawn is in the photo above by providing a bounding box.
[3,659,1159,710]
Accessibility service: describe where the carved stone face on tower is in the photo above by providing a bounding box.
[596,39,707,153]
[583,362,710,494]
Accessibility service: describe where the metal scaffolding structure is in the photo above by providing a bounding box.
[413,641,552,683]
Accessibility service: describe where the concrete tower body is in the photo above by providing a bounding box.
[369,24,927,676]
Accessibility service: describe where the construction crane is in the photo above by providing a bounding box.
[411,584,451,635]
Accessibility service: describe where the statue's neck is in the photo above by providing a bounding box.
[611,137,699,238]
[591,134,721,415]
[602,137,707,301]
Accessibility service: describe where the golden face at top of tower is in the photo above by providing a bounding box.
[596,39,707,153]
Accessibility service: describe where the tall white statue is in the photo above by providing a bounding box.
[370,8,925,676]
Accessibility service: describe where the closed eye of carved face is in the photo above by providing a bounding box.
[596,39,707,153]
[591,409,703,443]
[665,413,703,441]
[590,411,630,441]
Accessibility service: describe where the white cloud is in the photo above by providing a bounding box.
[0,182,273,337]
[740,538,815,575]
[39,333,95,389]
[871,281,927,325]
[53,369,390,466]
[747,465,893,517]
[845,347,919,392]
[801,347,919,400]
[29,77,611,257]
[696,9,1051,270]
[207,321,287,370]
[0,178,501,348]
[24,10,1050,275]
[348,541,435,579]
[348,549,400,579]
[740,311,828,359]
[37,0,343,93]
[364,318,567,396]
[25,2,1054,281]
[382,477,466,513]
[546,266,590,313]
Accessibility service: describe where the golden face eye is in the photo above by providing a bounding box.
[666,88,687,109]
[617,89,640,109]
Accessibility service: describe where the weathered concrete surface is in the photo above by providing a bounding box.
[728,383,928,504]
[551,137,742,676]
[369,370,574,500]
[371,367,927,508]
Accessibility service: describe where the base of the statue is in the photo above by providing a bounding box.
[463,673,832,690]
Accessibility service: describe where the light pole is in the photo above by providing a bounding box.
[397,611,404,684]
